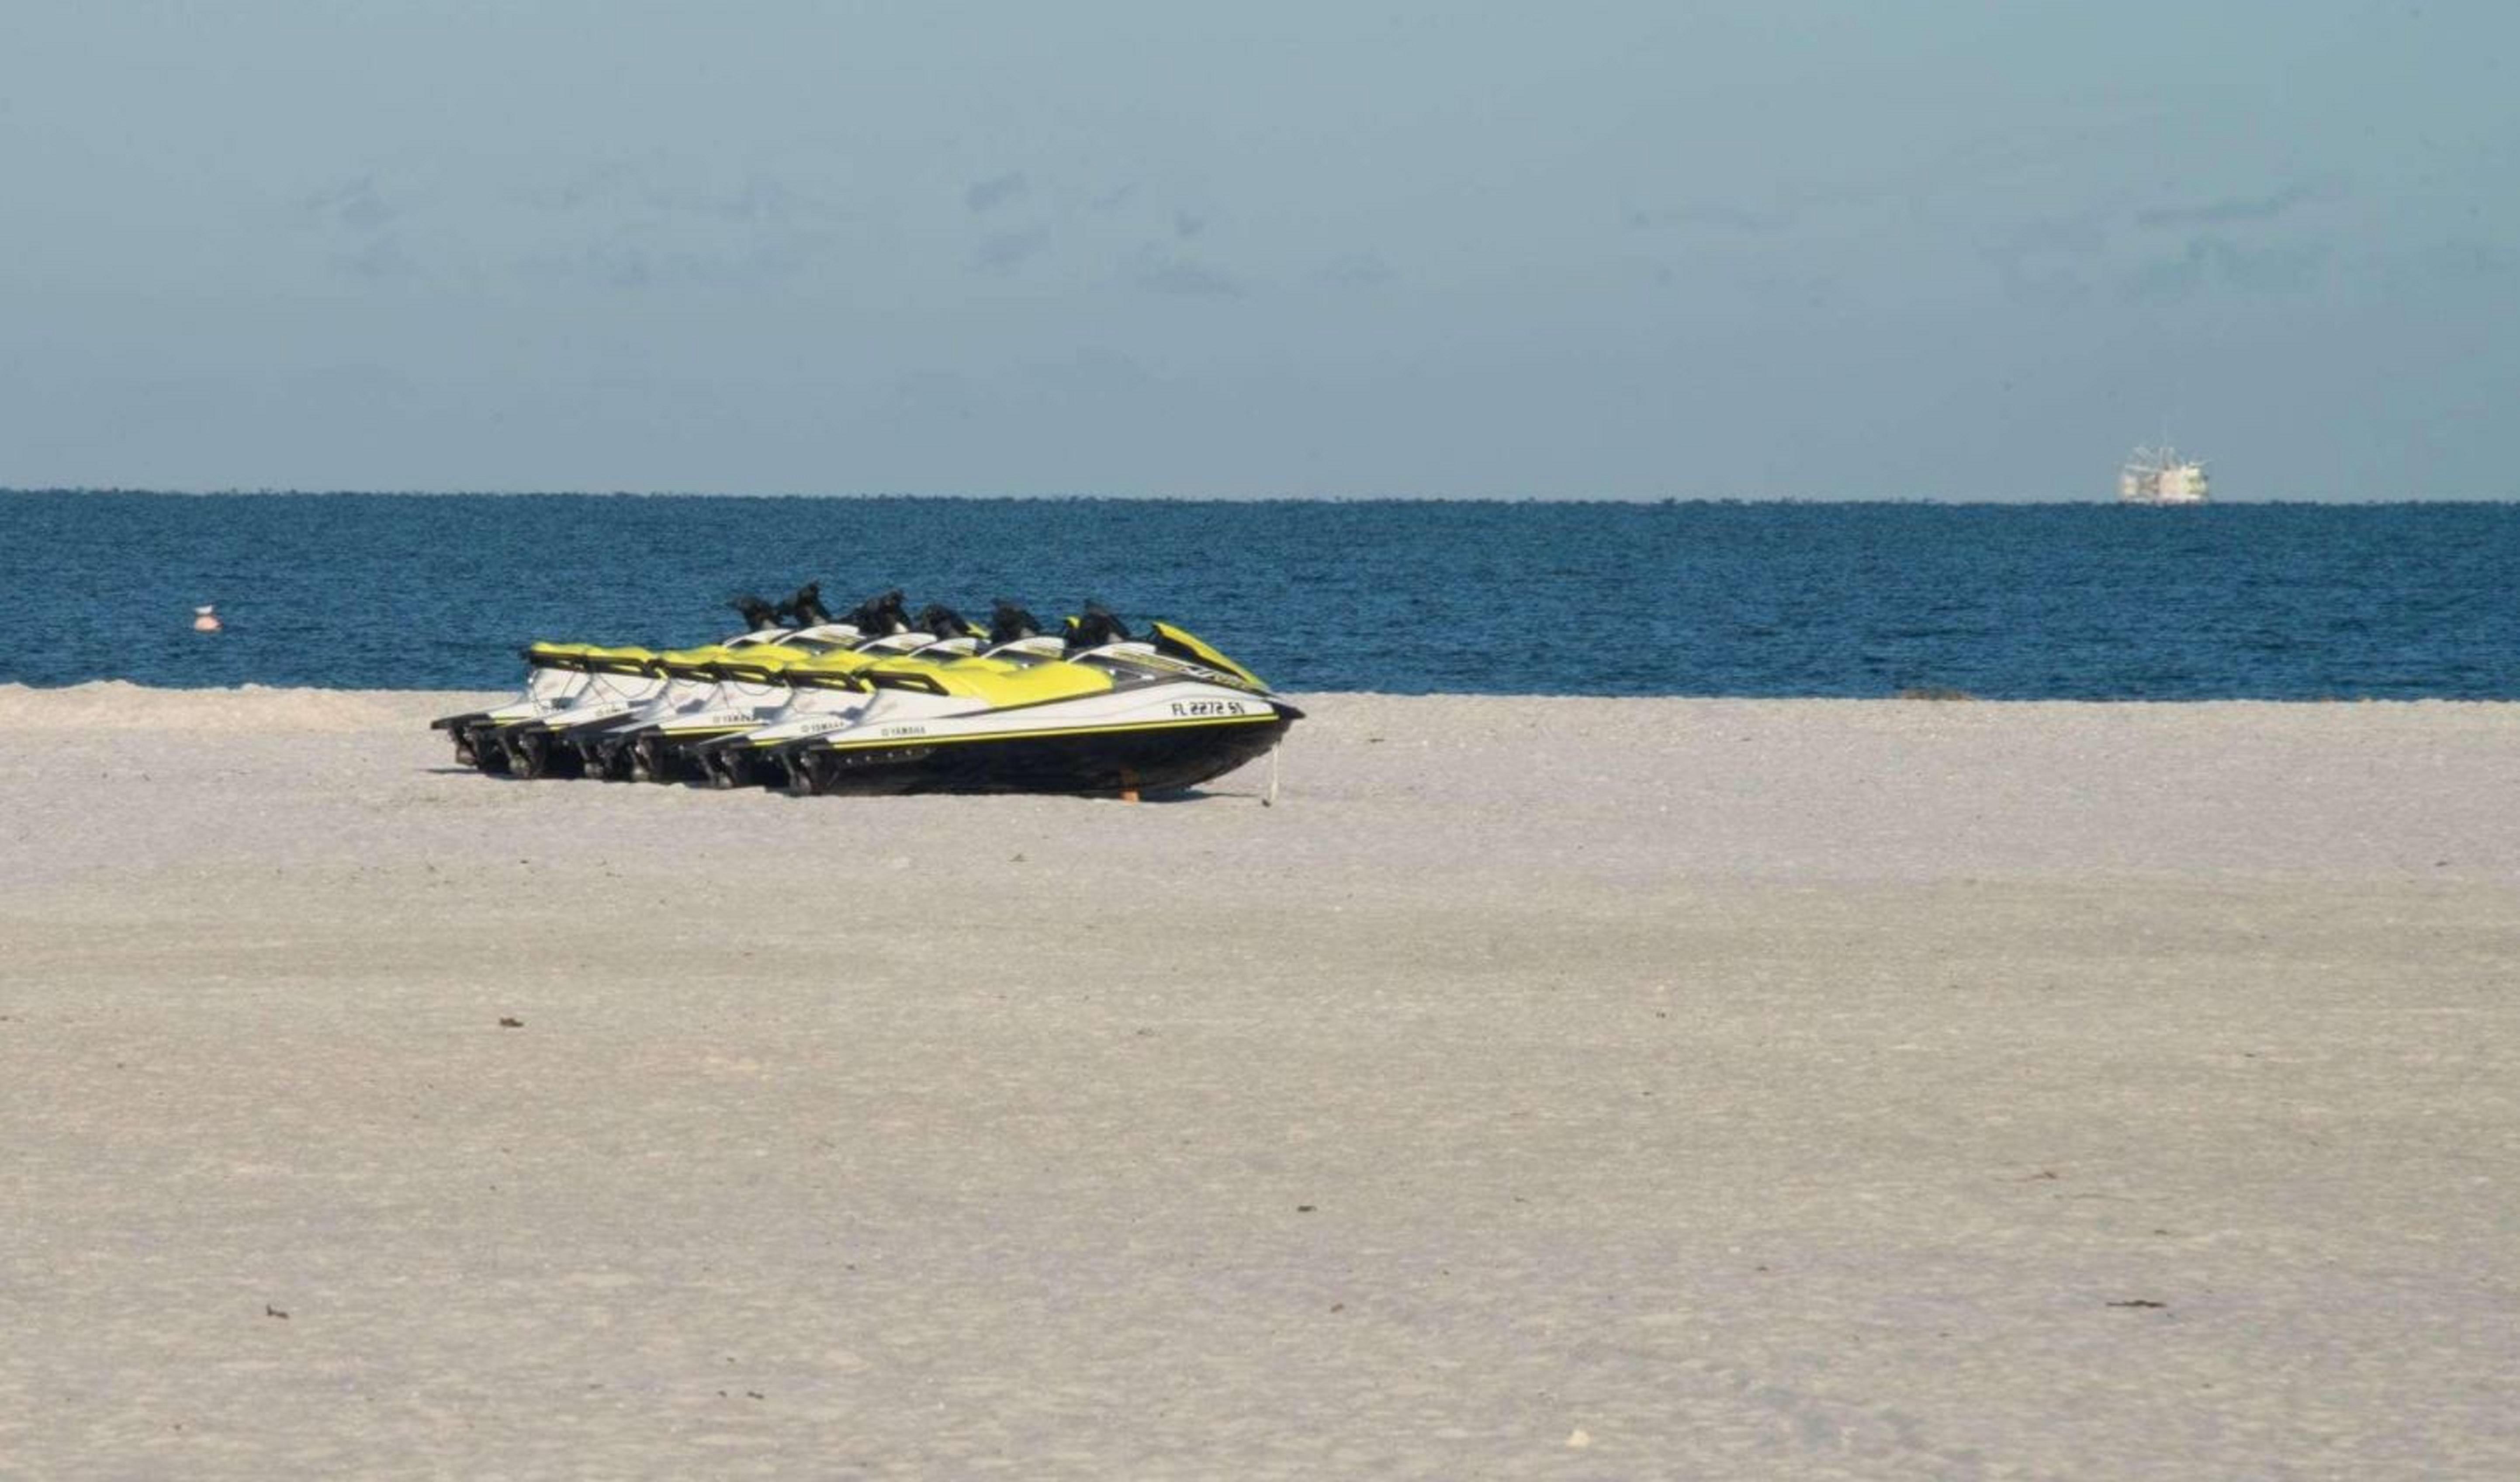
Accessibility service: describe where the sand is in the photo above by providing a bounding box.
[3,684,2516,1478]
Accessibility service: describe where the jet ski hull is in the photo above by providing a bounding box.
[786,705,1298,797]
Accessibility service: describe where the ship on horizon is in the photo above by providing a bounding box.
[2120,445,2210,505]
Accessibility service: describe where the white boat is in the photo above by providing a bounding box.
[2119,445,2210,505]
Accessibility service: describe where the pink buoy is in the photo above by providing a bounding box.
[192,605,223,633]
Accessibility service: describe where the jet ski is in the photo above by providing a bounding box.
[575,592,987,786]
[674,599,1033,788]
[537,623,881,782]
[760,605,1302,797]
[546,587,888,782]
[436,594,1298,798]
[429,589,806,776]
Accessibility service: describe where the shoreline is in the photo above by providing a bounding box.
[10,677,2520,708]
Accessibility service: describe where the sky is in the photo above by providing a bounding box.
[3,0,2513,499]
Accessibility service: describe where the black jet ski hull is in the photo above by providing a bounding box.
[788,710,1297,798]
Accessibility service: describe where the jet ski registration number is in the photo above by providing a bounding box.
[1169,699,1249,718]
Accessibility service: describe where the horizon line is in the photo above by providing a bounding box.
[7,485,2516,507]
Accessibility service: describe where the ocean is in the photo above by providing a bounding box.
[3,491,2513,699]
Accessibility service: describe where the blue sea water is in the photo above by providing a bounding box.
[2,491,2514,699]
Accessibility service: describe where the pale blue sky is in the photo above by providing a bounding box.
[3,1,2513,497]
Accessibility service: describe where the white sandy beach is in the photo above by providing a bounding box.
[3,684,2516,1479]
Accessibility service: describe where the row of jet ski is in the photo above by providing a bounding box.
[429,584,1302,797]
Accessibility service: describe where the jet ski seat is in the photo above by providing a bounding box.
[865,656,1116,706]
[523,642,658,675]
